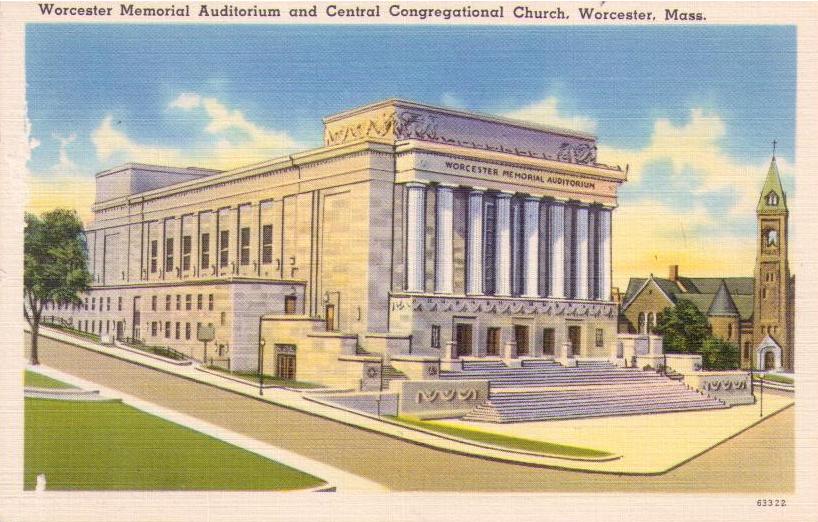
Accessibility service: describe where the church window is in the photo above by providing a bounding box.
[765,229,778,247]
[762,288,767,299]
[767,192,778,206]
[727,323,733,339]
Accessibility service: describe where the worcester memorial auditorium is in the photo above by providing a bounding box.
[42,100,762,420]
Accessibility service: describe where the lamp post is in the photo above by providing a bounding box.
[258,337,266,397]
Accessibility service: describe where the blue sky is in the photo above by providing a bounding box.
[26,24,797,284]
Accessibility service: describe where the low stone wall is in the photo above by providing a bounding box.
[398,379,489,420]
[682,371,754,406]
[389,355,441,381]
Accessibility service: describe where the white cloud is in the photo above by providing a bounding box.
[29,137,41,151]
[91,94,302,171]
[600,108,794,286]
[27,133,95,222]
[168,92,202,110]
[504,96,598,134]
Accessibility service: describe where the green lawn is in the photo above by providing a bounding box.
[756,373,794,385]
[24,371,73,389]
[387,416,613,459]
[205,366,323,389]
[42,323,100,342]
[25,398,325,490]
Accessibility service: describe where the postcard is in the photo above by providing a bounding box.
[0,2,816,521]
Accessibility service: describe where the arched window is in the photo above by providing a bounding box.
[638,312,646,334]
[727,323,733,339]
[767,192,779,206]
[765,229,778,247]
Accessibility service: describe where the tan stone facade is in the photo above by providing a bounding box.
[42,99,627,388]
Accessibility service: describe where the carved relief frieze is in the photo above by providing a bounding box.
[324,106,604,167]
[390,295,616,318]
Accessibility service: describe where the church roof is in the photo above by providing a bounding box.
[622,276,754,320]
[707,280,740,316]
[757,156,787,212]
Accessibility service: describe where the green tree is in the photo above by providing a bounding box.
[700,337,740,370]
[654,299,711,354]
[24,209,91,365]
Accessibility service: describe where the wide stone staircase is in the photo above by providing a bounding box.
[442,360,727,423]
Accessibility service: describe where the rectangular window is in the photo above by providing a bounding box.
[165,321,171,338]
[182,235,192,271]
[176,294,181,311]
[91,297,96,310]
[151,295,157,311]
[106,297,111,311]
[595,328,604,348]
[185,294,192,310]
[208,294,214,311]
[262,224,273,264]
[240,227,251,266]
[483,200,497,295]
[175,322,180,340]
[197,294,203,310]
[185,322,191,340]
[165,294,171,311]
[200,233,210,270]
[151,321,158,336]
[84,298,88,310]
[150,240,158,273]
[486,327,501,356]
[219,230,229,268]
[284,295,297,315]
[220,311,226,326]
[165,237,174,272]
[431,325,441,349]
[118,297,122,311]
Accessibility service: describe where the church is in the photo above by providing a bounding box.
[618,155,795,372]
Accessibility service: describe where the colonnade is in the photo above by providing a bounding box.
[405,182,612,301]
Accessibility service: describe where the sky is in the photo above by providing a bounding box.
[25,24,797,289]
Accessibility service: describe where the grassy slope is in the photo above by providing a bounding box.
[389,416,612,458]
[206,366,323,389]
[24,371,72,389]
[25,398,325,490]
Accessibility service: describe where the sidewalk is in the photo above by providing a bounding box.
[34,327,792,474]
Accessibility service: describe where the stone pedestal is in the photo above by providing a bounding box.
[502,341,518,360]
[440,341,462,371]
[557,341,577,367]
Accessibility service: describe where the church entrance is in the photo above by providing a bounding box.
[764,350,776,371]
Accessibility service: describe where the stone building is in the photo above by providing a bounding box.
[618,155,794,372]
[41,99,627,388]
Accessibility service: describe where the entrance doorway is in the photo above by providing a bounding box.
[116,321,124,341]
[486,327,501,356]
[131,297,141,341]
[568,325,581,356]
[542,328,555,356]
[455,324,473,357]
[514,325,529,356]
[275,345,297,380]
[325,304,336,331]
[764,350,776,371]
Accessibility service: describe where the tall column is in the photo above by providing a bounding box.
[549,201,566,298]
[435,184,454,294]
[494,192,512,296]
[599,207,612,301]
[575,206,589,299]
[466,188,485,295]
[405,182,426,292]
[523,197,540,297]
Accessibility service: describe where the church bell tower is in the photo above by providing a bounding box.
[751,146,793,371]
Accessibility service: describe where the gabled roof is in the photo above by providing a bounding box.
[708,280,740,316]
[622,276,754,320]
[757,156,787,212]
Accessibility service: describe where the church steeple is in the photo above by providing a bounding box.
[757,149,787,213]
